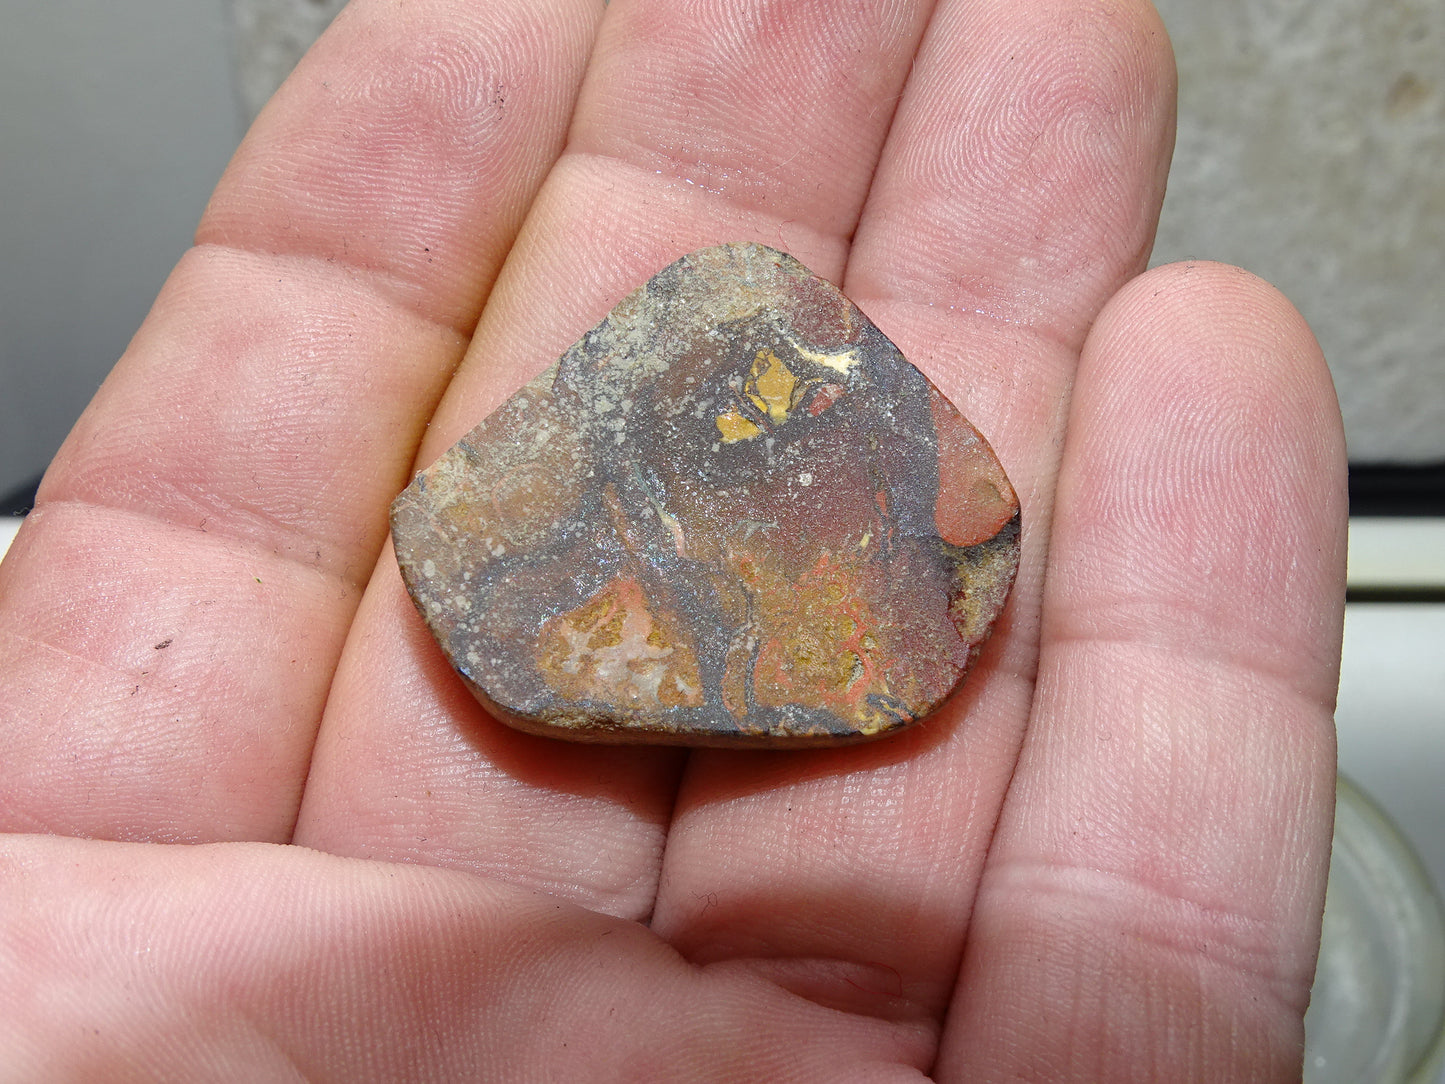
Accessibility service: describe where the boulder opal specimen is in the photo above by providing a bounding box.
[392,243,1019,747]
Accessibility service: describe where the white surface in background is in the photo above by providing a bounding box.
[1350,518,1445,589]
[0,518,18,561]
[1336,604,1445,902]
[1327,601,1445,1084]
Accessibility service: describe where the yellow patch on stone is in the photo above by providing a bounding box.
[716,408,762,443]
[849,705,892,736]
[747,349,797,424]
[717,346,848,442]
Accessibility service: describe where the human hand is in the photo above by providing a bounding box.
[0,0,1345,1078]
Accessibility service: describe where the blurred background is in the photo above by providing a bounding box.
[1,1,1443,1078]
[1,0,338,510]
[2,0,1442,505]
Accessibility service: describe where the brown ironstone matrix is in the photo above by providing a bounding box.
[392,243,1019,747]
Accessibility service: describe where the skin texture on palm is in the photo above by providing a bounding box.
[0,0,1345,1079]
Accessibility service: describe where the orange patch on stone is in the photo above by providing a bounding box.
[929,389,1017,547]
[536,576,703,711]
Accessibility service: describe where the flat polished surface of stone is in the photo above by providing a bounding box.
[392,243,1019,747]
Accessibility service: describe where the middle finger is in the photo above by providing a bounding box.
[295,0,940,919]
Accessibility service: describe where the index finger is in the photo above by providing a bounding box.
[0,0,603,842]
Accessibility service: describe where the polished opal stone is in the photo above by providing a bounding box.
[392,243,1019,747]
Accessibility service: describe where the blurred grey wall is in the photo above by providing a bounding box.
[1,0,1441,501]
[0,1,244,499]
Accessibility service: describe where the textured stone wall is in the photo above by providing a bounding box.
[1151,0,1444,462]
[227,0,1444,463]
[226,0,347,121]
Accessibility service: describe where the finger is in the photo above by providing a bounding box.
[938,263,1346,1080]
[649,0,1175,1026]
[295,0,940,915]
[0,0,601,841]
[0,835,934,1081]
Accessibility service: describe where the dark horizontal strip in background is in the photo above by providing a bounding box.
[3,461,1444,518]
[1350,460,1445,516]
[1347,585,1445,603]
[0,474,42,516]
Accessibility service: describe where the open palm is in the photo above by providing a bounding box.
[0,0,1345,1079]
